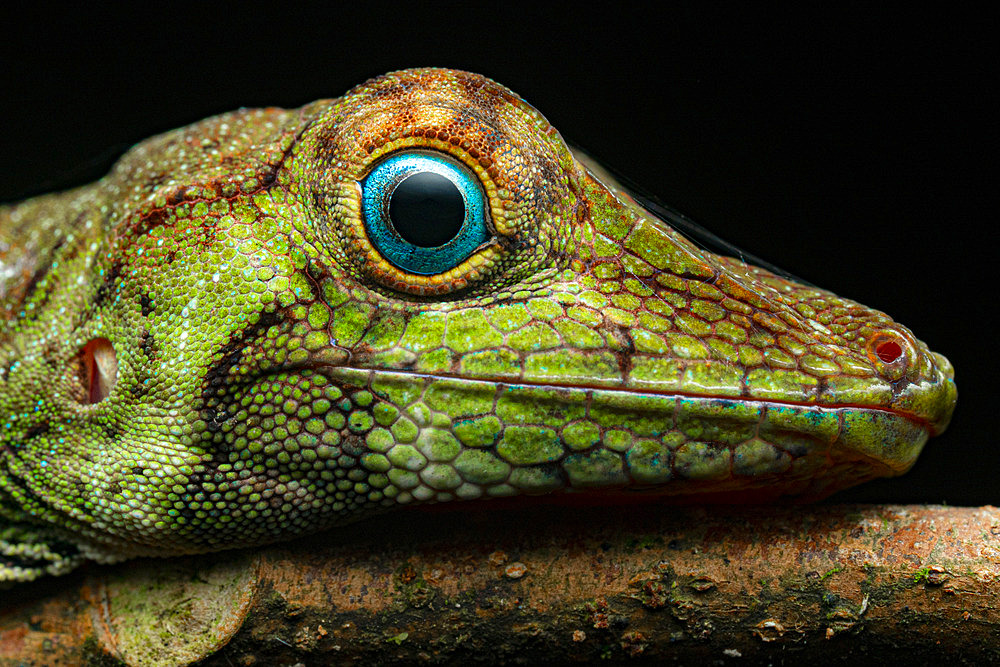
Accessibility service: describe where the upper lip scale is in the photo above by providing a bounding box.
[296,363,941,433]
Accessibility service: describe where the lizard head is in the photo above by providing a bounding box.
[0,68,956,577]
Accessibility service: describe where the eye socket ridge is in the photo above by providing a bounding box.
[361,151,491,276]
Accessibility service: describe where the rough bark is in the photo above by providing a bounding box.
[1,503,998,666]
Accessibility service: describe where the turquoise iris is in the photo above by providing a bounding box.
[361,152,490,275]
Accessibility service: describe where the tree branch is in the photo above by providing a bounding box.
[1,503,999,665]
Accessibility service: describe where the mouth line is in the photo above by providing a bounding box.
[318,364,934,432]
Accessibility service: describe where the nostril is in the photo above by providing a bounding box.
[875,340,903,363]
[80,338,117,404]
[866,330,913,381]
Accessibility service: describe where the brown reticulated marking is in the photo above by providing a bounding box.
[298,68,581,297]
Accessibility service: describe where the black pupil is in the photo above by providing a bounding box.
[389,172,465,247]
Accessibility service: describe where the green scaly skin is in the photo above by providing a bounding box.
[0,69,956,583]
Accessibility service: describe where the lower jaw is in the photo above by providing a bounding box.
[336,368,930,501]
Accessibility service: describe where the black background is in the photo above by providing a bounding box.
[0,6,992,505]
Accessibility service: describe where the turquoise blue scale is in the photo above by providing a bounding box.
[361,152,490,275]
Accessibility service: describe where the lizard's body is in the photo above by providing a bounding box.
[0,69,956,582]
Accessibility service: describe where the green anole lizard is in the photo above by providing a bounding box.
[0,68,957,583]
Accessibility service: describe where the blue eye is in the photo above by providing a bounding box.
[361,152,490,275]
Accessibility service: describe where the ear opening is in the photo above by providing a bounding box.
[77,338,117,404]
